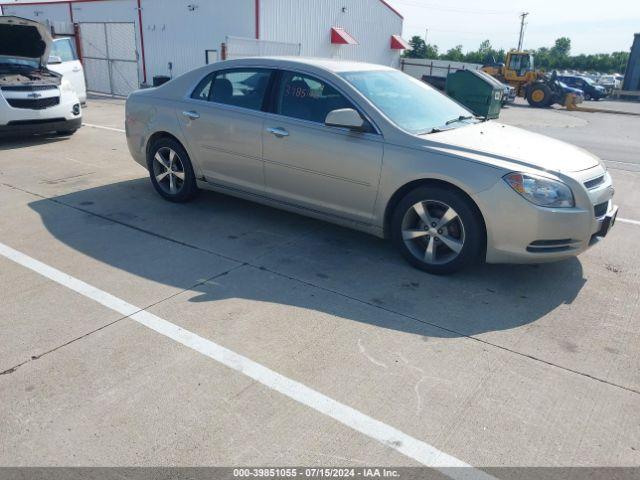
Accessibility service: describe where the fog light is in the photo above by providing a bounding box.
[72,104,80,115]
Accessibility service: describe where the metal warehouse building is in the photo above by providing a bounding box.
[0,0,406,96]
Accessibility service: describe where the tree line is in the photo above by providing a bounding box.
[403,36,630,74]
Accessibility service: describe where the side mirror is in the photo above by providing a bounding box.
[325,108,367,132]
[48,55,63,65]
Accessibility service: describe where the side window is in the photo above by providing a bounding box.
[51,38,76,62]
[210,69,272,111]
[276,71,354,124]
[191,73,214,101]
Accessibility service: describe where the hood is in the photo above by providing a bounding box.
[424,121,601,173]
[0,16,52,66]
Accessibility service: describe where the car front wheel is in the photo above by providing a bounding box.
[147,138,199,203]
[391,186,484,274]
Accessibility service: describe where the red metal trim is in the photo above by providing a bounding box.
[255,0,259,39]
[378,0,403,20]
[331,27,358,45]
[136,0,147,83]
[0,0,111,6]
[73,21,83,63]
[390,34,410,50]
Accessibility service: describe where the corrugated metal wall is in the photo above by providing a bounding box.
[623,34,640,91]
[1,2,71,23]
[259,0,403,67]
[139,0,255,79]
[1,0,404,88]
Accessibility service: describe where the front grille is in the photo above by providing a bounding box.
[7,118,66,126]
[594,202,609,218]
[7,97,60,110]
[584,175,605,189]
[1,85,58,92]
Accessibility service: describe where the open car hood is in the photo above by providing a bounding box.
[0,16,52,66]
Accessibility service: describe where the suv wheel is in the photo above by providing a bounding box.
[147,138,199,202]
[391,186,484,274]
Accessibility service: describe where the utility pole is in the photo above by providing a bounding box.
[517,12,529,50]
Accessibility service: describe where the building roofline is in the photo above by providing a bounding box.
[2,0,405,20]
[378,0,403,19]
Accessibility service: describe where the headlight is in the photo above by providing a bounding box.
[503,173,575,208]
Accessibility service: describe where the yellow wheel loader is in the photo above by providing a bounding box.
[482,51,566,108]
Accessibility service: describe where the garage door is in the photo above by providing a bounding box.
[79,22,140,96]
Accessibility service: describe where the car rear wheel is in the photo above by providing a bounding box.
[391,186,484,274]
[147,138,199,203]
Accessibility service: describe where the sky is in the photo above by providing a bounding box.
[387,0,639,55]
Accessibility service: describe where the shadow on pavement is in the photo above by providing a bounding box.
[0,135,70,151]
[29,178,586,339]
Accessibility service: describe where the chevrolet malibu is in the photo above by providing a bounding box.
[125,58,617,274]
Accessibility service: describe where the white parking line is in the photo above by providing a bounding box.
[0,241,492,480]
[82,123,126,133]
[618,217,640,226]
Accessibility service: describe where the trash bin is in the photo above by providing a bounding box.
[445,69,504,119]
[153,75,171,87]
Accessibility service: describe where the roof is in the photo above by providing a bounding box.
[222,56,396,73]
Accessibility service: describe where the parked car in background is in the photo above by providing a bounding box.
[558,81,585,103]
[0,16,82,137]
[557,75,607,100]
[597,74,621,93]
[500,82,516,105]
[48,37,87,105]
[126,57,617,274]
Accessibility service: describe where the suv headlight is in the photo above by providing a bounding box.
[503,173,575,208]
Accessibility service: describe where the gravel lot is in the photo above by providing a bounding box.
[1,95,639,475]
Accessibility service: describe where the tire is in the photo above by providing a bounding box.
[147,137,199,203]
[585,93,591,101]
[526,83,552,108]
[391,186,484,275]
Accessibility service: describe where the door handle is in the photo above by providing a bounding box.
[267,127,289,138]
[72,67,82,72]
[182,110,200,120]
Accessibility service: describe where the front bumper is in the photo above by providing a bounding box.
[0,116,82,136]
[0,88,81,136]
[473,166,617,264]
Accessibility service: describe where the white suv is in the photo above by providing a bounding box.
[49,37,87,105]
[0,16,82,137]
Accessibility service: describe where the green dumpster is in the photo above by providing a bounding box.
[445,69,504,119]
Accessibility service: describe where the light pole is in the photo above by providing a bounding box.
[517,12,529,50]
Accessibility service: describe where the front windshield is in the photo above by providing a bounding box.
[340,70,476,135]
[0,57,39,69]
[581,77,595,85]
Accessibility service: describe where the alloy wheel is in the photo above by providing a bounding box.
[152,147,185,195]
[401,200,466,265]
